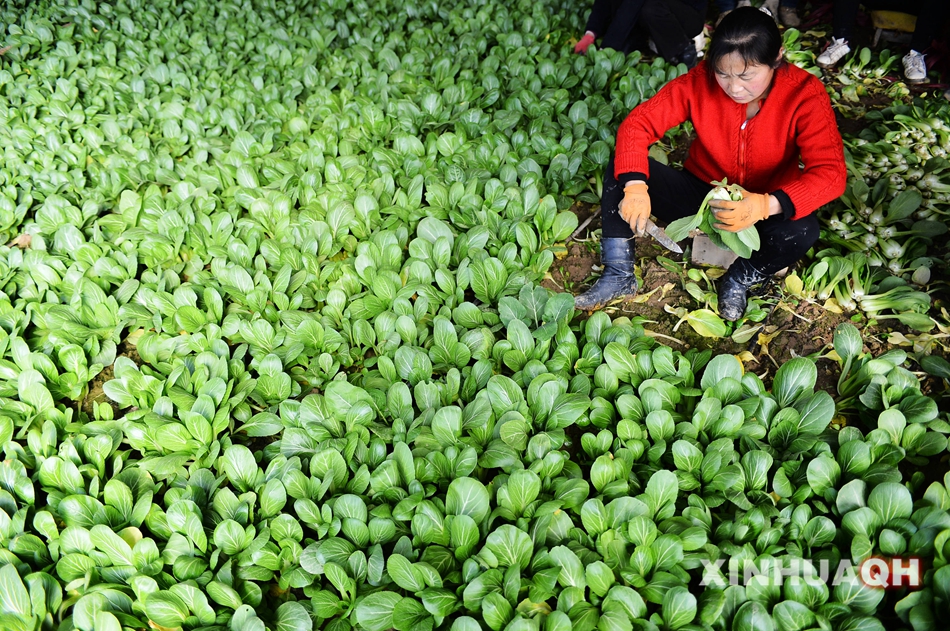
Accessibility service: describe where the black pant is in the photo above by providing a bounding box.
[640,0,705,61]
[585,0,704,55]
[601,157,819,275]
[586,0,647,52]
[833,0,949,51]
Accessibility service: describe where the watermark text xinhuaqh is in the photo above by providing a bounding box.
[700,556,924,589]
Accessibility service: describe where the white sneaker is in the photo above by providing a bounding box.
[902,50,927,84]
[761,0,779,18]
[737,0,751,6]
[817,37,850,69]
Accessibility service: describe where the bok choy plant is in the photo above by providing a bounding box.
[665,179,760,258]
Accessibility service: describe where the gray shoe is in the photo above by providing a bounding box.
[779,6,800,27]
[902,50,927,84]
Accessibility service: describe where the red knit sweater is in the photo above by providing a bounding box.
[614,61,847,220]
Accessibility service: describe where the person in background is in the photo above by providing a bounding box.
[717,0,801,27]
[575,0,647,54]
[574,8,847,320]
[817,0,950,84]
[575,0,707,68]
[640,0,709,67]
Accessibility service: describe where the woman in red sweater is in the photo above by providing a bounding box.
[575,7,847,321]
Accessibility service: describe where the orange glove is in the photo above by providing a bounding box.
[619,182,651,235]
[711,192,772,232]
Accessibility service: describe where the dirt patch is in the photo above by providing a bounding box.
[544,200,600,294]
[82,363,116,418]
[80,338,144,419]
[546,241,599,295]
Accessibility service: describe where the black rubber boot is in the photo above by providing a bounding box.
[575,238,638,310]
[717,259,769,322]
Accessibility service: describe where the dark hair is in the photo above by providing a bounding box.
[706,7,784,75]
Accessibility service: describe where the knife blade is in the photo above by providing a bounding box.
[644,219,683,254]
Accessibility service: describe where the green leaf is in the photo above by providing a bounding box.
[482,592,513,631]
[145,591,189,629]
[665,213,703,242]
[697,589,726,626]
[662,586,696,630]
[0,564,30,619]
[388,554,425,592]
[546,393,590,429]
[773,358,817,407]
[793,391,834,436]
[833,323,863,364]
[701,355,743,390]
[213,520,249,556]
[503,470,541,515]
[885,188,922,223]
[355,591,403,631]
[569,101,589,125]
[452,617,484,631]
[449,514,480,560]
[672,440,702,473]
[420,588,457,618]
[836,479,867,515]
[837,440,871,476]
[95,612,122,631]
[603,585,647,621]
[90,525,134,566]
[802,516,836,549]
[485,525,533,570]
[206,581,243,610]
[731,601,775,631]
[842,507,882,539]
[805,455,839,496]
[586,561,615,597]
[58,496,108,528]
[684,309,727,338]
[772,600,815,631]
[868,482,913,523]
[833,572,885,615]
[548,546,586,589]
[18,369,54,415]
[446,478,490,524]
[276,602,313,631]
[222,445,260,493]
[644,470,678,515]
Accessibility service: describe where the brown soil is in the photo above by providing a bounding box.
[80,338,142,419]
[81,363,114,418]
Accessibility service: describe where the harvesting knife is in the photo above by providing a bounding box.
[643,219,683,254]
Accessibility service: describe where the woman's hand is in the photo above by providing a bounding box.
[711,192,774,231]
[619,182,651,235]
[574,31,595,55]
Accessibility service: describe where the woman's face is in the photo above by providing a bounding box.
[713,52,776,104]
